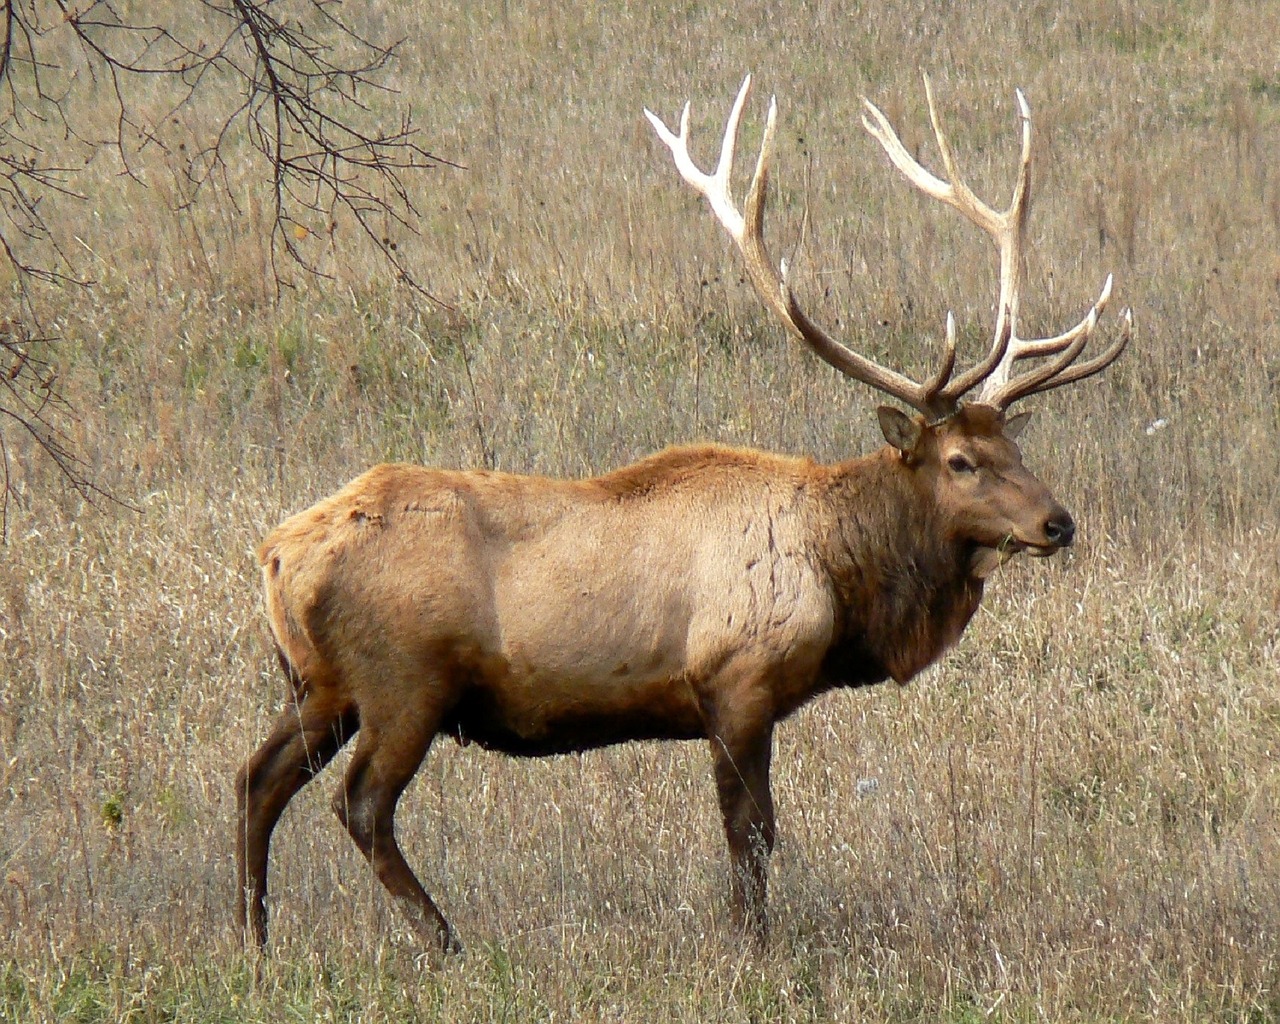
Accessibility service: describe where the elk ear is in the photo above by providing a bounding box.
[1003,410,1032,440]
[877,405,922,455]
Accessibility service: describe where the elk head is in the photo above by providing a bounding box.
[878,402,1074,578]
[646,76,1130,568]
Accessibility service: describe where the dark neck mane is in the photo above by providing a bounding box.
[820,451,984,686]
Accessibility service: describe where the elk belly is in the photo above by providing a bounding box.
[431,545,696,753]
[444,661,705,755]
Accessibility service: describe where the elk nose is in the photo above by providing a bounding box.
[1044,511,1076,548]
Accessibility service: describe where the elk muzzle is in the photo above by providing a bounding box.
[1025,506,1075,555]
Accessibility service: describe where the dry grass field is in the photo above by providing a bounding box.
[4,0,1280,1019]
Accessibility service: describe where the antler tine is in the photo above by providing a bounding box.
[648,76,957,419]
[1033,307,1132,394]
[1013,275,1114,360]
[862,80,1031,405]
[987,306,1133,406]
[942,86,1033,400]
[921,312,959,403]
[978,274,1117,406]
[644,77,752,240]
[949,307,1014,400]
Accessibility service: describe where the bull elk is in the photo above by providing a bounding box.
[236,75,1129,953]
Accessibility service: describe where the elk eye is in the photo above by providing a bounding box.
[948,454,976,474]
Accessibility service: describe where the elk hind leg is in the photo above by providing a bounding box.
[236,694,356,947]
[332,699,460,954]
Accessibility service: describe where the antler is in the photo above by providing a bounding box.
[862,77,1130,410]
[645,75,964,420]
[647,75,1131,419]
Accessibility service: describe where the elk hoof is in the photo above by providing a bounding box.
[441,929,464,957]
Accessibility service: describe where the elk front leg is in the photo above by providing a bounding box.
[708,717,776,943]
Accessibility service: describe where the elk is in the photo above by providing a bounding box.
[236,75,1129,954]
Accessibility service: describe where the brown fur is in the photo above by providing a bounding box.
[235,403,1075,952]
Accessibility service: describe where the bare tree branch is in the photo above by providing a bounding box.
[0,321,117,540]
[0,0,454,538]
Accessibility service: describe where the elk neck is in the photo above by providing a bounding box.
[816,446,984,687]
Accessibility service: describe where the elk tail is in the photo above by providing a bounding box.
[257,538,323,700]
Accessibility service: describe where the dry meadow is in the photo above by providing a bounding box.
[4,0,1280,1020]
